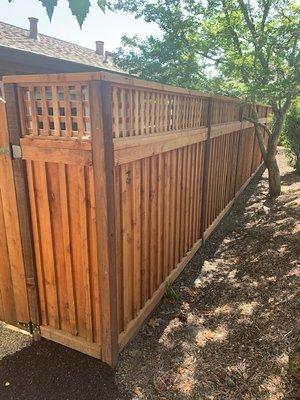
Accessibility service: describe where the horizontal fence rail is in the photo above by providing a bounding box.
[1,72,270,365]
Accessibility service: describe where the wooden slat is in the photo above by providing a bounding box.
[163,151,171,278]
[149,156,158,296]
[141,158,150,304]
[174,148,182,266]
[121,163,133,327]
[63,85,72,137]
[157,153,164,286]
[75,84,84,138]
[35,162,60,328]
[78,166,93,341]
[58,164,77,335]
[132,160,142,316]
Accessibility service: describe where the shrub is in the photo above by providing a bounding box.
[282,99,300,174]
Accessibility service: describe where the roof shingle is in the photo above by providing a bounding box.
[0,20,124,73]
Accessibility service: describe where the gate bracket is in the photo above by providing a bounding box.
[18,321,40,338]
[0,146,12,158]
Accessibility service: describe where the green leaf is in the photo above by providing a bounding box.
[68,0,91,28]
[97,0,106,13]
[39,0,58,20]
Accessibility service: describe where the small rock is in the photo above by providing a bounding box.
[226,375,236,388]
[5,382,10,387]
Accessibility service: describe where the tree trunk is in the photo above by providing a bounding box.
[266,159,281,196]
[264,110,285,197]
[295,155,300,175]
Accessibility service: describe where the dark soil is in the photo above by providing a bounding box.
[0,149,299,400]
[0,340,129,400]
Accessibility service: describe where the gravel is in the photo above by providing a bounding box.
[0,322,31,361]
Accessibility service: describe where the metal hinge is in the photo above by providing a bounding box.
[0,146,11,157]
[18,320,40,336]
[0,144,22,159]
[11,144,22,159]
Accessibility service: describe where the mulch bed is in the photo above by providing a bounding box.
[0,149,299,400]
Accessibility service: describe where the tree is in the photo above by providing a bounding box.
[8,0,107,27]
[282,98,300,174]
[112,0,300,196]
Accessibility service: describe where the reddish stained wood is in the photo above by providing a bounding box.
[90,80,118,366]
[0,73,269,365]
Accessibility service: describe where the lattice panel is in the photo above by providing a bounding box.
[19,84,91,139]
[112,86,204,138]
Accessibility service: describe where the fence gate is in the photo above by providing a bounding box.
[9,78,107,359]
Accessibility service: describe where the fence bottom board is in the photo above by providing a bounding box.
[118,237,203,351]
[119,161,265,353]
[203,162,265,242]
[40,326,101,359]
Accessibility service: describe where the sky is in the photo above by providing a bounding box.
[0,0,160,52]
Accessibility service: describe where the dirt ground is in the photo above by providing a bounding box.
[0,149,299,400]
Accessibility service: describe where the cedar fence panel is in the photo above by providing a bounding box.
[0,72,271,366]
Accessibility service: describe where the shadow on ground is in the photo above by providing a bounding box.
[0,340,129,400]
[117,150,300,400]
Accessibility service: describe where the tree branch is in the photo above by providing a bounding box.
[243,116,272,136]
[238,0,270,71]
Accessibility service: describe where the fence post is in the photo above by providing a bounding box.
[200,97,213,242]
[89,80,119,367]
[3,83,40,337]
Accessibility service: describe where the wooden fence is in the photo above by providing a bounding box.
[0,72,269,366]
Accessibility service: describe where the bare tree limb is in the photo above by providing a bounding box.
[243,116,272,136]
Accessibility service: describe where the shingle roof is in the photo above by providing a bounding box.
[0,20,124,73]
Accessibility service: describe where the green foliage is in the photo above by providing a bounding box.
[68,0,91,27]
[111,0,300,106]
[282,99,300,173]
[165,281,179,301]
[38,0,58,19]
[8,0,107,27]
